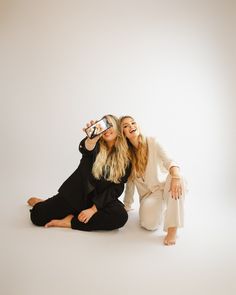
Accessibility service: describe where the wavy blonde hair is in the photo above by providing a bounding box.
[92,115,130,183]
[120,115,148,180]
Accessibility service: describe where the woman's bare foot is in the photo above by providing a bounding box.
[27,197,44,207]
[45,215,73,228]
[164,227,177,246]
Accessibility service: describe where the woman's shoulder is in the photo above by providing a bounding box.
[146,137,166,154]
[146,136,159,146]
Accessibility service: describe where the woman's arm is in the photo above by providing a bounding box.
[79,119,102,154]
[154,139,183,199]
[79,137,99,155]
[78,204,98,223]
[169,166,181,178]
[155,140,178,172]
[123,178,135,211]
[85,137,100,151]
[169,166,183,199]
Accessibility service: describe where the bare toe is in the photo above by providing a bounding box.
[27,197,43,207]
[164,227,177,246]
[164,236,176,246]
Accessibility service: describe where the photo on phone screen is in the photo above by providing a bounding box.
[85,117,112,139]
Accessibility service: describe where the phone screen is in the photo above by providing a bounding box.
[85,117,111,138]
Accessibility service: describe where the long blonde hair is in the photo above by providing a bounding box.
[92,115,130,183]
[120,115,148,180]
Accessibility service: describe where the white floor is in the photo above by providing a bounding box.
[1,191,236,295]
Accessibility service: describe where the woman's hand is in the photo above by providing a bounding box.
[169,177,183,199]
[83,120,103,150]
[83,120,104,138]
[78,205,97,223]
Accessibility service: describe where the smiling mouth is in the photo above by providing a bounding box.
[130,129,137,134]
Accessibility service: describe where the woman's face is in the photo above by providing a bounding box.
[121,117,140,140]
[102,117,118,144]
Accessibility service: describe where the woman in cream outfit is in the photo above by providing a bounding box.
[120,115,186,245]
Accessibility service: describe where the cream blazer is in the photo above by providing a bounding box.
[123,137,178,210]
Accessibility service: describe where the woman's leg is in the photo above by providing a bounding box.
[30,194,75,227]
[139,191,163,231]
[162,175,185,245]
[70,202,128,231]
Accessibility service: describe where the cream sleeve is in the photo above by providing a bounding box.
[123,178,135,211]
[154,139,178,172]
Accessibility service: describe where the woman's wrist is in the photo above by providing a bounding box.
[85,137,98,151]
[169,166,181,179]
[171,175,181,179]
[91,205,98,214]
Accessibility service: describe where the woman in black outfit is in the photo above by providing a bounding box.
[27,115,131,231]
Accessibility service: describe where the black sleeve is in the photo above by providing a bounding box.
[78,137,99,156]
[92,183,124,210]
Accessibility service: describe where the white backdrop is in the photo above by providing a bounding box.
[1,2,236,295]
[0,0,235,209]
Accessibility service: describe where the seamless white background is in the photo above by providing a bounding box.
[0,1,235,295]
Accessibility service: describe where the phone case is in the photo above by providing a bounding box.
[85,117,111,139]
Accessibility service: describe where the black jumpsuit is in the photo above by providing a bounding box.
[30,138,131,231]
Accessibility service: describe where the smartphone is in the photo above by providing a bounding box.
[85,117,112,139]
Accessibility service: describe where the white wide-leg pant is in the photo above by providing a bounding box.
[139,175,185,232]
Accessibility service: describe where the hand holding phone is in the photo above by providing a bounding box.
[84,117,112,139]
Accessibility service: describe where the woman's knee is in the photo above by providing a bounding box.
[139,198,162,231]
[30,204,47,226]
[140,217,159,231]
[111,206,128,229]
[119,208,128,227]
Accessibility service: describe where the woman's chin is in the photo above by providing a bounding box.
[127,133,138,140]
[103,135,116,143]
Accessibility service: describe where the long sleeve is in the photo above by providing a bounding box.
[79,137,99,156]
[155,140,178,172]
[123,178,135,210]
